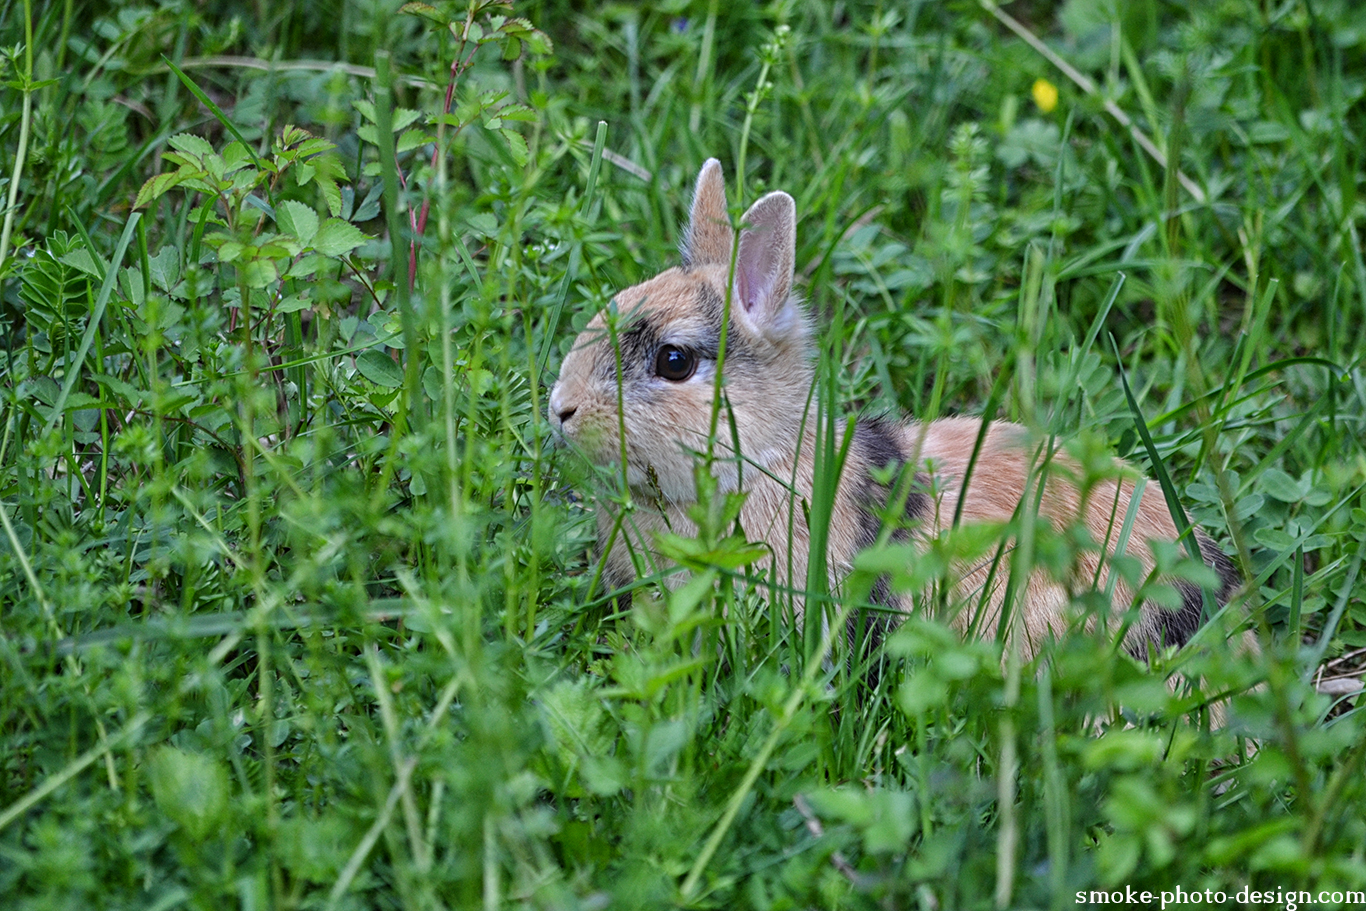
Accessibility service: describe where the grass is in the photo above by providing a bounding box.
[2,0,1366,907]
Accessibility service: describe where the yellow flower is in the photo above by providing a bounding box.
[1032,78,1058,114]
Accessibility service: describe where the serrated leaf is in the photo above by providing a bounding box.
[392,108,422,132]
[260,238,302,259]
[19,376,60,405]
[298,154,347,218]
[353,184,383,222]
[216,241,246,263]
[91,373,145,406]
[525,30,552,55]
[396,128,432,154]
[276,293,312,314]
[242,257,280,289]
[313,219,370,257]
[221,142,254,174]
[295,137,335,158]
[498,104,537,123]
[288,253,328,279]
[61,392,102,412]
[59,248,103,278]
[355,349,405,388]
[120,268,145,307]
[278,123,309,148]
[499,128,529,166]
[276,200,320,246]
[148,247,180,292]
[400,2,447,23]
[168,133,217,160]
[135,171,187,209]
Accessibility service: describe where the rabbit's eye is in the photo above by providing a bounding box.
[654,345,696,381]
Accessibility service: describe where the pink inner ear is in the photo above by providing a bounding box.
[736,238,777,313]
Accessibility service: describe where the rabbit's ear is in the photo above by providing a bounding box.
[734,191,796,329]
[684,159,733,267]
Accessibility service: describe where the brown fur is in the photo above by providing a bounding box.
[549,159,1254,670]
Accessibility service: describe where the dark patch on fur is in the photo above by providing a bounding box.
[858,417,904,476]
[595,286,755,384]
[846,419,932,679]
[696,284,725,322]
[853,418,929,538]
[693,285,754,367]
[1141,530,1242,654]
[1159,581,1207,648]
[1198,529,1241,604]
[595,311,660,382]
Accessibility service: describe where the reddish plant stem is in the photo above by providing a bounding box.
[405,37,477,290]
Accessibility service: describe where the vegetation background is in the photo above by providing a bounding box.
[1,0,1365,907]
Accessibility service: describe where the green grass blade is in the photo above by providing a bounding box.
[41,213,140,437]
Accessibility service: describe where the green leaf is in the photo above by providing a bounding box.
[242,257,280,289]
[860,790,915,854]
[61,392,102,412]
[277,815,352,884]
[466,213,498,237]
[59,248,103,278]
[500,128,529,166]
[356,349,404,388]
[167,132,217,161]
[352,183,383,222]
[396,128,432,154]
[498,104,537,123]
[287,253,328,279]
[216,240,246,263]
[524,28,553,55]
[392,108,423,132]
[1260,468,1306,503]
[1254,527,1297,550]
[135,171,189,209]
[148,747,230,842]
[299,154,347,217]
[276,293,312,314]
[295,136,336,158]
[147,247,180,293]
[313,218,370,257]
[221,141,255,175]
[276,200,320,246]
[91,373,145,406]
[400,1,446,22]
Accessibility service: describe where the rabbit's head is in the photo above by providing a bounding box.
[549,160,811,502]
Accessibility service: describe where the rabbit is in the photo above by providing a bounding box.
[548,158,1252,668]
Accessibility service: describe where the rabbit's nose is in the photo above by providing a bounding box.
[549,385,576,426]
